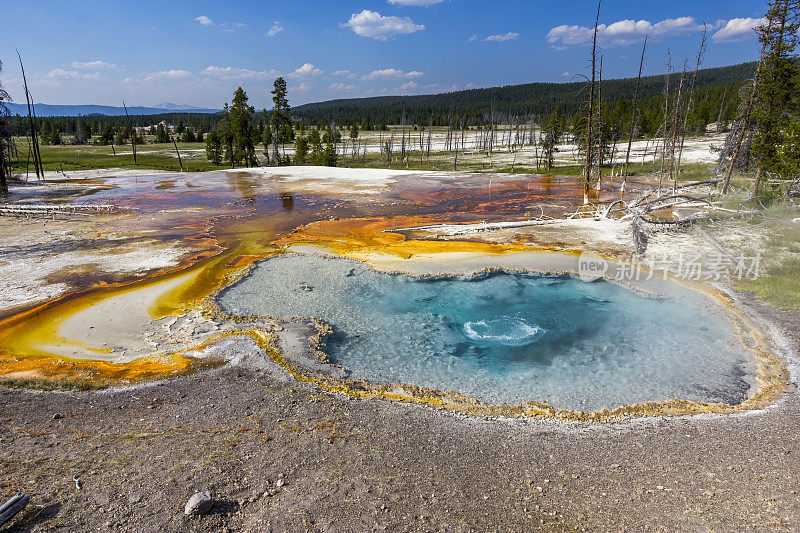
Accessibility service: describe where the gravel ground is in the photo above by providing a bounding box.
[0,293,797,532]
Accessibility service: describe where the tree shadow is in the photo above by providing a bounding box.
[6,502,62,532]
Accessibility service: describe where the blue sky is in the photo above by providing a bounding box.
[0,0,766,109]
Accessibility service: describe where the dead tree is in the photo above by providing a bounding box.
[722,49,766,193]
[123,101,137,164]
[668,62,686,194]
[622,36,647,199]
[596,55,605,192]
[16,50,43,179]
[0,60,9,195]
[675,27,708,179]
[659,51,672,187]
[583,0,601,204]
[172,136,184,171]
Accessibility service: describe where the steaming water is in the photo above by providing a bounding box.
[219,254,754,411]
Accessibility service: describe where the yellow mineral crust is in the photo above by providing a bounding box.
[0,212,790,422]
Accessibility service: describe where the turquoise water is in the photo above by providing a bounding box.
[219,254,754,411]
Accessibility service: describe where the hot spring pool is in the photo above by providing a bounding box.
[218,254,755,411]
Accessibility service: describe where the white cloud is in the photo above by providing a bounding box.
[201,66,276,80]
[45,69,100,81]
[468,34,479,42]
[424,83,460,92]
[144,70,192,81]
[362,68,423,80]
[343,10,424,40]
[399,80,418,91]
[712,17,764,42]
[387,0,445,5]
[267,21,284,37]
[484,32,520,42]
[329,82,357,91]
[561,71,571,77]
[291,63,322,78]
[292,82,312,92]
[546,16,704,47]
[70,60,117,70]
[195,15,213,26]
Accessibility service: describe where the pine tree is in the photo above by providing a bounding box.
[206,130,223,165]
[752,0,799,193]
[294,135,308,165]
[229,87,256,166]
[270,77,290,165]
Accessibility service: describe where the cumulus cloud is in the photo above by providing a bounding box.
[712,17,764,42]
[387,0,445,5]
[45,69,99,81]
[195,15,213,26]
[334,70,358,79]
[362,68,423,80]
[423,83,460,92]
[343,10,424,40]
[484,32,520,42]
[329,82,357,91]
[144,70,192,81]
[201,66,276,80]
[267,21,284,37]
[291,63,322,78]
[292,82,312,92]
[70,60,117,69]
[546,16,704,47]
[399,80,418,91]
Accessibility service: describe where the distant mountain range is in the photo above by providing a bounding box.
[4,61,759,121]
[5,102,220,117]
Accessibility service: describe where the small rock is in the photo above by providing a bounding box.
[275,478,285,488]
[184,491,213,516]
[52,413,64,420]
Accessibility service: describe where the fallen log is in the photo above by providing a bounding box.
[0,203,125,219]
[0,491,29,527]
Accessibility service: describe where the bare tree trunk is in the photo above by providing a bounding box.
[675,28,708,182]
[622,36,647,199]
[0,139,7,195]
[723,51,765,194]
[123,101,137,164]
[172,136,183,171]
[272,124,279,165]
[659,51,672,190]
[597,55,604,193]
[584,0,601,204]
[752,166,764,197]
[669,63,686,195]
[716,89,727,134]
[16,49,43,180]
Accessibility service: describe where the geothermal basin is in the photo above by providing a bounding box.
[219,253,756,412]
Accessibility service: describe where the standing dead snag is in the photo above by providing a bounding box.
[668,62,686,195]
[123,101,137,164]
[172,136,183,171]
[675,27,708,181]
[723,49,766,194]
[596,55,604,193]
[621,36,647,200]
[16,49,43,180]
[583,0,601,205]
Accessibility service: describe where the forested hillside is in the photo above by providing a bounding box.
[292,62,759,125]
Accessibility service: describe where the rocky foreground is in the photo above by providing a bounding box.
[0,294,798,532]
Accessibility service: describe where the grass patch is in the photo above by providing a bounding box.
[0,377,106,392]
[9,138,228,174]
[740,257,800,309]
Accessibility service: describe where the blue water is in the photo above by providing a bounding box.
[219,254,754,411]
